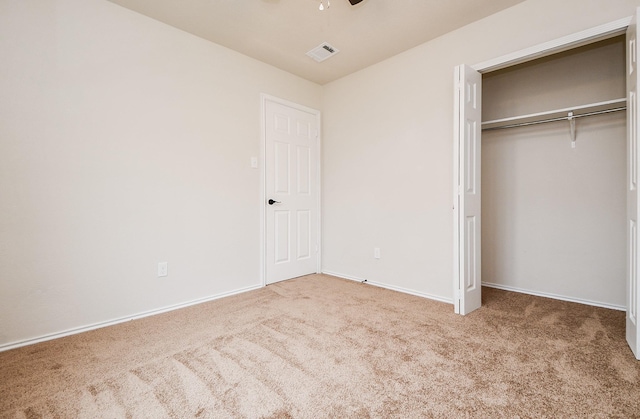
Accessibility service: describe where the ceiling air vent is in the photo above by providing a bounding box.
[306,42,340,63]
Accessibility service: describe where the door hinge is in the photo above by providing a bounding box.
[456,77,463,93]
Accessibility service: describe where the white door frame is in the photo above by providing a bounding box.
[453,17,632,312]
[260,94,322,286]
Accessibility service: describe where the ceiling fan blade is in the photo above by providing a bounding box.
[348,0,364,5]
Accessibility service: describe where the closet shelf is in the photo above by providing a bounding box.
[482,98,627,131]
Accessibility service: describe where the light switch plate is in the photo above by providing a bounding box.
[158,262,168,277]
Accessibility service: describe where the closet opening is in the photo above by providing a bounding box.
[453,14,640,358]
[481,35,627,311]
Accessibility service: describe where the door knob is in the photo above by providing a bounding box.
[268,199,280,205]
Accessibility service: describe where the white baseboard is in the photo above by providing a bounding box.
[482,282,626,311]
[321,272,625,312]
[322,271,454,305]
[6,276,620,352]
[0,283,264,353]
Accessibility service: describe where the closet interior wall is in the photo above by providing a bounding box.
[481,36,627,309]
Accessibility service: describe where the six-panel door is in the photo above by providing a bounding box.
[265,100,319,284]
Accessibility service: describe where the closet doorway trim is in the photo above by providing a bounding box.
[473,17,631,74]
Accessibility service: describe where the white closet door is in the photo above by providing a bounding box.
[454,64,482,315]
[626,9,640,360]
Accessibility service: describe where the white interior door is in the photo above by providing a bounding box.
[626,11,640,360]
[264,98,320,285]
[454,64,482,315]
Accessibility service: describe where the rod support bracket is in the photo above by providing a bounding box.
[568,111,576,148]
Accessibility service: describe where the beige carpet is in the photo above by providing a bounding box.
[1,274,639,418]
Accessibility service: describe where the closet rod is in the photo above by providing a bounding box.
[482,106,626,132]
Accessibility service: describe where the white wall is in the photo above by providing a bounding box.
[0,0,321,348]
[482,38,626,308]
[321,0,640,301]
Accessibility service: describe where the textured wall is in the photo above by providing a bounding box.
[321,0,640,301]
[0,0,321,347]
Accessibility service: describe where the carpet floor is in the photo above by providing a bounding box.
[1,274,639,418]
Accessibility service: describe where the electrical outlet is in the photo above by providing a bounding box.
[158,262,168,277]
[374,248,381,259]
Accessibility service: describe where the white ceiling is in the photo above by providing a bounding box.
[108,0,525,85]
